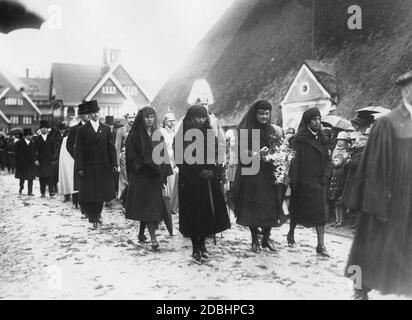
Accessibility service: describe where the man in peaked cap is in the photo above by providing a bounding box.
[75,100,118,229]
[344,71,412,299]
[67,102,90,211]
[34,120,57,198]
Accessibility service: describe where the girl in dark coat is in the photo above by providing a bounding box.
[176,105,230,264]
[288,107,330,257]
[125,107,173,250]
[15,129,36,195]
[232,100,285,253]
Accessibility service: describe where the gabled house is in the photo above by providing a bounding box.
[0,67,42,133]
[280,60,337,131]
[50,48,151,122]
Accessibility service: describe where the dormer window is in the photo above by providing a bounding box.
[5,98,23,106]
[125,86,138,96]
[102,86,116,94]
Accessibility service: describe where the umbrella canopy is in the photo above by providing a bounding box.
[321,115,352,130]
[0,0,44,34]
[356,106,391,122]
[356,106,390,114]
[8,127,23,135]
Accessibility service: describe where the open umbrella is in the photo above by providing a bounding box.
[321,115,352,130]
[356,106,391,122]
[8,127,23,135]
[0,0,45,34]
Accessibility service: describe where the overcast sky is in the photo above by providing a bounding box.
[0,0,233,99]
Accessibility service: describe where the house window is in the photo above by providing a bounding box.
[23,116,32,124]
[10,116,19,124]
[5,98,23,106]
[125,86,138,96]
[102,86,116,94]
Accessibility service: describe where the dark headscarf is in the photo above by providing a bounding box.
[126,107,164,175]
[297,107,321,132]
[237,100,273,149]
[295,107,326,143]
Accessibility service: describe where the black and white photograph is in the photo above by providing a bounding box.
[0,0,411,302]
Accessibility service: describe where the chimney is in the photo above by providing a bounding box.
[103,47,121,66]
[26,68,29,78]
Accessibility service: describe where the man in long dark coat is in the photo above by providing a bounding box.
[345,71,412,300]
[67,103,89,210]
[75,100,118,228]
[15,128,36,195]
[288,107,330,257]
[34,120,57,198]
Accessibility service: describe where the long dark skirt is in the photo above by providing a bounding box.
[125,167,167,223]
[235,162,285,228]
[178,167,230,238]
[81,202,104,223]
[345,212,412,297]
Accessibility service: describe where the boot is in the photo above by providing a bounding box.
[199,237,210,259]
[354,288,369,300]
[250,228,261,253]
[286,232,295,247]
[191,237,202,264]
[262,228,276,251]
[316,245,330,257]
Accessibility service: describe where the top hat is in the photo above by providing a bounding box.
[23,128,32,136]
[395,71,412,87]
[59,122,68,130]
[105,116,114,126]
[39,120,49,129]
[85,100,100,114]
[78,102,89,115]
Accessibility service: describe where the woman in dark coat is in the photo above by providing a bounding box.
[15,128,36,195]
[125,107,173,250]
[176,104,230,264]
[232,100,285,253]
[288,107,330,257]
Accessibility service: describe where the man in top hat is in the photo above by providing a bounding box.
[67,102,90,210]
[345,71,412,300]
[75,100,118,228]
[15,128,36,195]
[34,120,57,198]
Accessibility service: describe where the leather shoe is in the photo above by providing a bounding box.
[192,251,202,264]
[287,233,296,247]
[262,239,276,251]
[252,238,261,253]
[138,234,150,243]
[199,244,210,259]
[316,246,330,257]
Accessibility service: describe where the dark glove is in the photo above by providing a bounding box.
[200,169,214,180]
[78,170,85,177]
[113,166,119,173]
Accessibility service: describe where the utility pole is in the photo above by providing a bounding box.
[312,0,316,58]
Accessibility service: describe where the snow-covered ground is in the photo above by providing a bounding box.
[0,172,403,300]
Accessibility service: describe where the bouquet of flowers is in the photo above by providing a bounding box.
[263,135,295,185]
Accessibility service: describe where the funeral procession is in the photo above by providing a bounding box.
[0,0,411,301]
